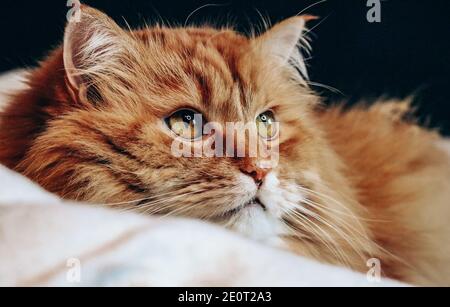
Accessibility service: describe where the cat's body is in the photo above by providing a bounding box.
[0,6,449,285]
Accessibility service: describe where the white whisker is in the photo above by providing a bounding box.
[296,0,328,16]
[184,3,230,27]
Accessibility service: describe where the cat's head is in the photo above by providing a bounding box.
[7,6,375,268]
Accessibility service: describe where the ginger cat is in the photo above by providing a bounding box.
[1,6,449,285]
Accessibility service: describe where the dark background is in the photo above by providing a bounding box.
[1,0,449,134]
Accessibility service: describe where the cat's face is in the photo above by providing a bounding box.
[13,7,374,269]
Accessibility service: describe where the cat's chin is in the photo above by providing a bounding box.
[228,200,286,246]
[222,198,266,217]
[217,172,293,245]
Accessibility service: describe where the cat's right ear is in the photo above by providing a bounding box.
[63,5,128,94]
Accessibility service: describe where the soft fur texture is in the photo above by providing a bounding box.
[0,69,28,111]
[0,6,449,285]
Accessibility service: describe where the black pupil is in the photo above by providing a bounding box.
[182,111,194,124]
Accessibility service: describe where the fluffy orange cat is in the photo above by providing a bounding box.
[1,6,449,286]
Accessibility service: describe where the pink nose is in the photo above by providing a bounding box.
[239,158,271,185]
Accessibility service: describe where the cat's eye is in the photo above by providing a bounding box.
[256,111,278,140]
[165,109,203,140]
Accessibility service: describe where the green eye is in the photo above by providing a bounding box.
[256,111,278,139]
[165,109,203,140]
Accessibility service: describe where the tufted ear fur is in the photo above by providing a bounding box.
[254,15,317,80]
[63,5,129,91]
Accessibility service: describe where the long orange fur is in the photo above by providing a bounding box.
[0,6,449,285]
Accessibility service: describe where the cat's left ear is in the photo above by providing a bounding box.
[253,15,317,78]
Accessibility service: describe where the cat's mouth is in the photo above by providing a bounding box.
[222,197,266,218]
